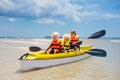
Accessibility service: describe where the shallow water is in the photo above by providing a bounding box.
[0,39,120,80]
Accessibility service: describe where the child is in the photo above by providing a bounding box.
[70,30,81,50]
[46,32,61,54]
[61,34,71,52]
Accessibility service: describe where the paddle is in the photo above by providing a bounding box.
[86,49,107,57]
[88,30,106,39]
[29,46,43,52]
[29,30,106,52]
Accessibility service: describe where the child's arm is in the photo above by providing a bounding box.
[45,44,51,53]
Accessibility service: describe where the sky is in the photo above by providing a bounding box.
[0,0,120,38]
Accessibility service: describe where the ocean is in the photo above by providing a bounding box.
[0,38,120,80]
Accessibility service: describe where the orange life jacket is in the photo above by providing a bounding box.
[71,36,79,42]
[70,36,80,46]
[51,40,61,49]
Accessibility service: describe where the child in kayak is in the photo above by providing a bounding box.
[46,32,61,54]
[61,34,71,52]
[70,30,82,51]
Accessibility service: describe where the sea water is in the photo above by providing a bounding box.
[0,38,120,80]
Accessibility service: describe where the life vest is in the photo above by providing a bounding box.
[61,39,70,50]
[71,35,79,42]
[51,40,61,49]
[70,36,80,46]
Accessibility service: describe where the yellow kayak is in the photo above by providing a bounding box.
[19,29,106,71]
[19,46,93,71]
[21,46,93,60]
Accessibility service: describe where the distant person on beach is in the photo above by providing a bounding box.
[46,32,61,54]
[70,30,82,51]
[61,34,71,52]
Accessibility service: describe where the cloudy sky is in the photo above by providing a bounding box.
[0,0,120,38]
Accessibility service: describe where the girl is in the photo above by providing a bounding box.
[46,32,61,54]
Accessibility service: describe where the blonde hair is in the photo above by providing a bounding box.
[63,34,70,40]
[52,32,59,37]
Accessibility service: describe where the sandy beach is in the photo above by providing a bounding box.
[0,39,120,80]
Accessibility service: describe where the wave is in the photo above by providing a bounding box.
[1,39,50,44]
[110,40,120,43]
[33,39,50,41]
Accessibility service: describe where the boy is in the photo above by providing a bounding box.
[70,30,82,50]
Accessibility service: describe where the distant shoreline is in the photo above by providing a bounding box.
[0,36,120,40]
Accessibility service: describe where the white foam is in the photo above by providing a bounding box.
[110,40,120,43]
[1,39,50,44]
[33,39,50,41]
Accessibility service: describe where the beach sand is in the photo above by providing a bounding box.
[0,39,120,80]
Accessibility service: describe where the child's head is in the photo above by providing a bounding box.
[70,30,77,38]
[63,34,70,42]
[52,32,59,41]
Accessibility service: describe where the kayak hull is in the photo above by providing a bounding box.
[20,53,90,71]
[19,46,93,71]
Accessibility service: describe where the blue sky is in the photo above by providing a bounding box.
[0,0,120,38]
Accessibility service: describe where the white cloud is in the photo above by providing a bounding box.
[51,0,82,23]
[0,0,16,11]
[0,0,83,23]
[104,14,120,19]
[56,21,66,25]
[36,18,66,25]
[0,0,119,24]
[79,11,95,16]
[36,18,55,24]
[73,15,81,23]
[9,18,16,22]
